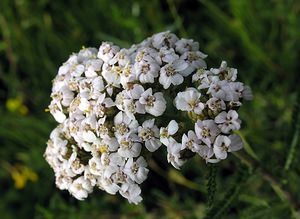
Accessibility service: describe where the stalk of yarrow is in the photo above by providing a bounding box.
[45,31,252,204]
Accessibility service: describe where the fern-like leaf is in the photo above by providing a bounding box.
[204,165,249,219]
[207,163,217,208]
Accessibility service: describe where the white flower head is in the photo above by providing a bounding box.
[46,31,253,204]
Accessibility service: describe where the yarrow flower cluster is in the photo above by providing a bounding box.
[45,31,252,204]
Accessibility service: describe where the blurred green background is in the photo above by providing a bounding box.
[0,0,300,218]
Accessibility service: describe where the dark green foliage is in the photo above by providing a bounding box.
[1,0,300,218]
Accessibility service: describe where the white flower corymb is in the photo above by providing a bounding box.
[46,31,252,205]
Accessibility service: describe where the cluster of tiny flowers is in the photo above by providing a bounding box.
[45,31,252,204]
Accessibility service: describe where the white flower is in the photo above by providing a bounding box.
[207,80,232,101]
[119,84,146,119]
[138,119,161,152]
[192,69,219,90]
[195,120,220,147]
[119,183,142,204]
[179,51,207,76]
[109,48,131,66]
[213,134,243,160]
[58,62,84,77]
[49,100,66,123]
[99,176,120,195]
[102,64,121,87]
[69,176,92,200]
[97,42,120,63]
[88,156,103,176]
[227,82,244,101]
[134,48,158,63]
[157,47,179,64]
[78,97,92,113]
[215,110,241,133]
[213,135,231,160]
[159,60,188,89]
[160,120,179,146]
[123,98,145,119]
[152,31,179,49]
[210,61,237,81]
[174,88,205,114]
[84,166,97,186]
[85,59,103,77]
[117,134,142,158]
[101,152,125,168]
[91,76,105,98]
[197,144,215,162]
[51,86,74,107]
[93,93,115,118]
[91,137,119,157]
[125,84,145,100]
[68,151,85,175]
[81,130,97,143]
[206,97,226,113]
[120,65,136,88]
[114,111,139,138]
[181,130,201,153]
[55,174,72,190]
[139,88,167,116]
[134,59,160,83]
[167,138,184,169]
[124,157,149,184]
[175,38,199,54]
[77,47,98,63]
